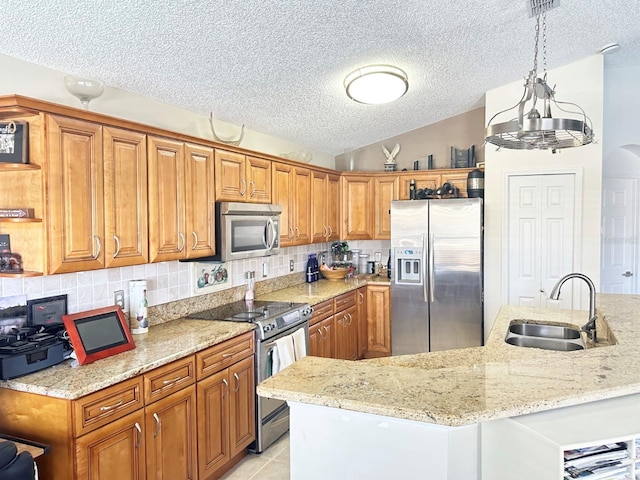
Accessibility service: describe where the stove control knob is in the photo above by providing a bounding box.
[263,325,270,332]
[302,306,313,316]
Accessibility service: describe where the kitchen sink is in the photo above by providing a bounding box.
[508,322,581,340]
[505,320,586,351]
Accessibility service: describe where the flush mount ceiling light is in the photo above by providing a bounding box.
[485,0,594,152]
[344,65,408,105]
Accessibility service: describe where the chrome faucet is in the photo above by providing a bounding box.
[549,273,598,342]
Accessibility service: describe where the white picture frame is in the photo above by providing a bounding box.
[192,262,232,295]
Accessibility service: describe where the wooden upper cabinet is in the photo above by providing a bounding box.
[147,136,186,263]
[215,149,245,201]
[272,162,310,246]
[341,175,373,240]
[293,166,311,245]
[440,170,470,198]
[398,169,473,199]
[373,176,398,240]
[311,170,340,243]
[185,143,215,258]
[399,172,440,200]
[46,115,105,274]
[215,149,272,203]
[246,156,272,203]
[103,127,149,268]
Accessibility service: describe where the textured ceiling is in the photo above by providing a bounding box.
[2,0,639,155]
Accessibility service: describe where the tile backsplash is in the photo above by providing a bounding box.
[0,240,389,314]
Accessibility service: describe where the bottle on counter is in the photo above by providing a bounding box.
[387,249,392,279]
[245,271,255,304]
[409,179,416,200]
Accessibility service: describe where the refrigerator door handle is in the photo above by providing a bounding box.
[422,233,429,302]
[429,233,435,303]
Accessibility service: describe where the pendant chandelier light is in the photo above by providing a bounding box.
[485,1,594,152]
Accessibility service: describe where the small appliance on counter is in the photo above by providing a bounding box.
[0,294,69,380]
[305,254,319,283]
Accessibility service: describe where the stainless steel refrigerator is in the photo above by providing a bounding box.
[390,198,483,354]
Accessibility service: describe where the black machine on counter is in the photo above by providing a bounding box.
[0,295,70,380]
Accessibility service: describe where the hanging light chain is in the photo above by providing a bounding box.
[532,13,541,79]
[542,10,548,76]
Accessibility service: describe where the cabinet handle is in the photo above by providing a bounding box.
[249,180,256,197]
[222,378,229,398]
[240,179,247,195]
[233,372,240,392]
[192,231,198,250]
[322,226,327,237]
[93,235,101,259]
[222,351,236,358]
[295,227,300,239]
[153,412,161,437]
[99,399,123,411]
[134,422,142,449]
[113,234,121,258]
[161,375,182,385]
[348,313,353,326]
[328,225,333,238]
[359,292,364,302]
[289,227,294,240]
[178,232,185,252]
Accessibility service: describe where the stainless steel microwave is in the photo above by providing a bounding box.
[211,202,281,262]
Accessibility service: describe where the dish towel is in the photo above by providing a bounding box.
[292,328,307,361]
[273,334,296,373]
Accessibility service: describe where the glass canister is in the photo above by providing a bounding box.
[350,249,361,272]
[358,254,369,275]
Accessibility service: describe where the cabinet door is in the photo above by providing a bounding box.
[197,369,230,478]
[145,385,197,480]
[399,173,441,200]
[335,305,358,361]
[441,170,470,198]
[103,127,148,268]
[272,162,294,247]
[357,287,368,359]
[341,176,373,240]
[246,156,272,203]
[46,115,104,273]
[373,176,398,239]
[229,355,256,457]
[310,316,334,358]
[75,410,145,480]
[293,167,312,245]
[366,285,392,356]
[326,173,340,242]
[185,143,215,258]
[215,149,246,201]
[311,170,328,243]
[148,136,185,262]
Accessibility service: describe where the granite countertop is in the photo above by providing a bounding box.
[257,293,640,427]
[0,277,389,400]
[259,275,390,305]
[0,319,254,399]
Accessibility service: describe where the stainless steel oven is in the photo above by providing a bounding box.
[187,300,312,453]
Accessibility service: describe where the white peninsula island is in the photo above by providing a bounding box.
[257,293,640,479]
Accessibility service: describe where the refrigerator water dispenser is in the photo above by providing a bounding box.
[395,248,423,284]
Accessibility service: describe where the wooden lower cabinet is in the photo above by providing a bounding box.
[145,385,197,480]
[75,410,146,480]
[366,284,392,357]
[357,287,368,358]
[335,304,358,361]
[309,315,335,358]
[0,335,255,480]
[197,353,255,479]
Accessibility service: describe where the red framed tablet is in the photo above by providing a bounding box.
[62,306,136,365]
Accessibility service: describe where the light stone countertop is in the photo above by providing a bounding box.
[257,293,640,427]
[0,319,254,399]
[0,277,388,400]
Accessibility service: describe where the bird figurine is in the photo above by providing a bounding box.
[382,143,400,164]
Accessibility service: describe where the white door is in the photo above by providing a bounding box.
[600,177,637,293]
[507,174,576,309]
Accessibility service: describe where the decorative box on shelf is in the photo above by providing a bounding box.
[384,162,397,172]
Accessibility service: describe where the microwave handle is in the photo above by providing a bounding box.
[265,217,277,252]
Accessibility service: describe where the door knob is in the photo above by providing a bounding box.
[539,289,545,293]
[622,271,633,277]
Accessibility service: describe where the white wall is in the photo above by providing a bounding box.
[484,55,604,336]
[0,54,334,169]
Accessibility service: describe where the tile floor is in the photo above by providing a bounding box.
[220,433,290,480]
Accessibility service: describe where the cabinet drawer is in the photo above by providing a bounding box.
[73,376,144,437]
[310,299,333,326]
[334,290,357,311]
[196,332,255,380]
[144,355,196,405]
